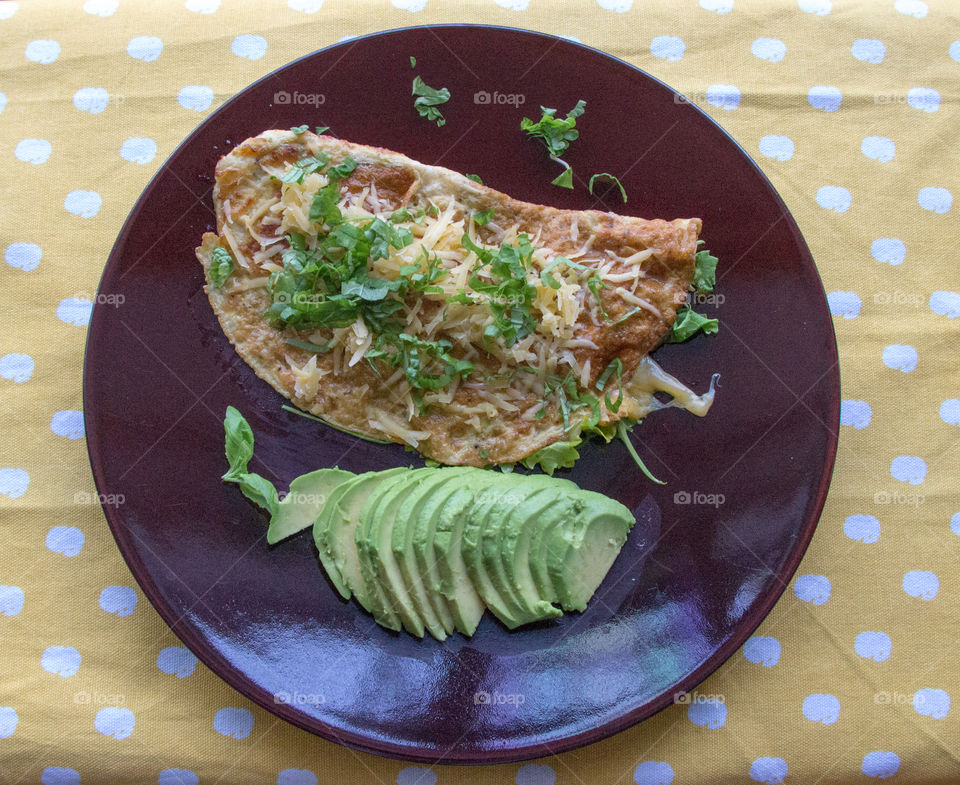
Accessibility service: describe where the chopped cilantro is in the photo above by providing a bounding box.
[473,209,495,226]
[290,124,309,134]
[279,153,330,185]
[521,100,586,157]
[209,246,234,288]
[551,167,574,189]
[596,358,624,413]
[588,172,627,203]
[314,125,330,135]
[284,338,331,353]
[412,76,450,127]
[665,306,719,343]
[409,56,416,68]
[465,174,483,184]
[536,373,600,432]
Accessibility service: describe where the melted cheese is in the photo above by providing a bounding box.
[622,356,719,418]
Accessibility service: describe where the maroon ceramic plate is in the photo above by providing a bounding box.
[83,25,839,764]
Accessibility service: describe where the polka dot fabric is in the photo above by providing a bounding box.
[0,1,957,783]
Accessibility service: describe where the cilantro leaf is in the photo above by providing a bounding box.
[521,100,586,157]
[588,172,627,203]
[279,153,330,185]
[693,249,719,293]
[314,125,329,135]
[412,76,450,127]
[209,246,234,288]
[551,167,574,189]
[465,174,483,184]
[409,56,416,68]
[290,124,309,134]
[473,209,495,226]
[665,306,719,343]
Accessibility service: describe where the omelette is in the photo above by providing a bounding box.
[196,130,715,467]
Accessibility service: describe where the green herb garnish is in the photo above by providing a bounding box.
[209,246,234,288]
[279,153,330,185]
[222,406,280,514]
[551,167,574,189]
[521,99,586,188]
[665,306,719,343]
[693,248,719,293]
[465,174,483,184]
[412,76,450,127]
[588,172,627,203]
[473,209,495,226]
[409,56,417,68]
[314,125,329,135]
[290,124,309,134]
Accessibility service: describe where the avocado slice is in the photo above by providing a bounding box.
[433,480,501,636]
[313,477,359,600]
[267,468,355,545]
[544,491,635,611]
[395,468,475,638]
[462,476,534,628]
[315,468,406,629]
[357,469,433,638]
[414,469,485,636]
[527,493,588,605]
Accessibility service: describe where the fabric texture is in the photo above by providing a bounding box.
[1,0,958,783]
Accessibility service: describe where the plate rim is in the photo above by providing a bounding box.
[83,22,841,765]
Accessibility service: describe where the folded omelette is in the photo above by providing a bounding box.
[196,129,708,466]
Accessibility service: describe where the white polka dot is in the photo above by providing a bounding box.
[0,2,18,19]
[861,136,895,162]
[99,586,137,617]
[0,353,33,383]
[895,0,928,18]
[951,511,960,536]
[903,570,939,599]
[82,0,118,16]
[157,646,198,678]
[159,771,198,785]
[699,0,733,12]
[758,135,793,161]
[743,636,781,666]
[41,767,81,785]
[178,85,214,112]
[14,139,51,165]
[891,456,926,485]
[25,40,60,64]
[854,631,891,662]
[494,0,530,9]
[390,0,427,10]
[929,290,960,317]
[277,769,319,785]
[802,694,840,724]
[798,0,830,14]
[706,84,740,110]
[816,186,851,213]
[871,238,905,265]
[56,297,93,327]
[950,41,960,62]
[596,0,632,10]
[73,87,110,114]
[0,470,29,499]
[185,0,219,12]
[851,38,885,63]
[0,707,18,738]
[751,37,786,62]
[213,707,254,739]
[127,35,163,61]
[0,92,6,114]
[907,87,940,112]
[808,85,842,112]
[914,688,950,718]
[794,574,831,604]
[50,410,84,440]
[64,190,102,218]
[844,514,880,544]
[918,187,952,213]
[41,646,81,677]
[46,526,84,556]
[634,762,675,785]
[749,757,787,784]
[651,35,685,61]
[827,291,860,318]
[95,707,135,739]
[120,137,157,164]
[882,344,917,372]
[862,751,900,779]
[687,698,727,728]
[939,399,960,426]
[840,400,871,428]
[0,585,25,614]
[231,34,267,60]
[288,0,324,10]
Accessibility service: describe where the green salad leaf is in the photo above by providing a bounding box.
[519,439,582,476]
[693,248,719,293]
[665,306,719,343]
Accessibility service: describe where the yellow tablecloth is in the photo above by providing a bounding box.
[1,1,958,782]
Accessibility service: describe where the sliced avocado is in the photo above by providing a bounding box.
[358,469,433,638]
[434,480,501,636]
[527,492,587,605]
[462,476,532,628]
[316,467,406,628]
[544,491,635,611]
[396,468,474,638]
[500,487,576,620]
[267,468,355,545]
[415,469,485,636]
[313,477,359,600]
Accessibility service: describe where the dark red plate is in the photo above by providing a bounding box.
[83,26,839,764]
